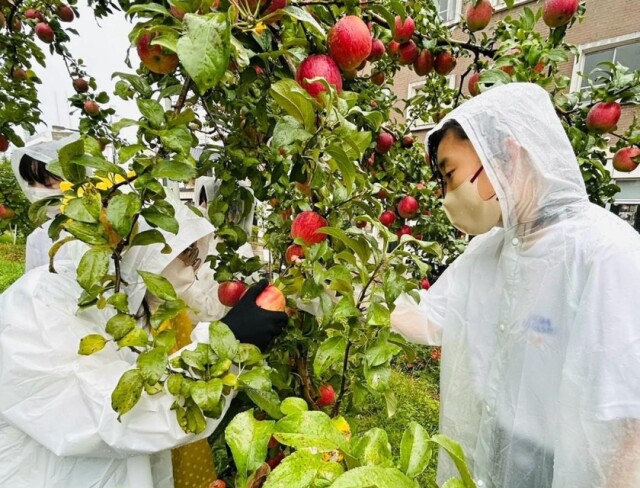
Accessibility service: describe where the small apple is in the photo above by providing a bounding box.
[414,50,434,76]
[401,135,414,148]
[317,384,336,407]
[386,40,401,58]
[256,284,286,312]
[393,15,415,43]
[218,281,247,307]
[0,204,16,219]
[72,78,89,93]
[327,15,372,71]
[296,54,343,98]
[397,196,419,219]
[25,9,45,22]
[35,23,55,43]
[376,132,395,154]
[356,219,367,229]
[57,4,75,22]
[84,100,100,116]
[379,210,396,227]
[370,71,385,85]
[367,38,385,62]
[466,0,493,32]
[291,211,328,245]
[468,71,481,96]
[586,102,622,133]
[612,147,640,173]
[11,67,27,81]
[542,0,579,28]
[136,31,179,75]
[398,40,419,65]
[285,244,304,264]
[210,481,227,488]
[397,225,412,238]
[421,278,431,290]
[0,136,9,152]
[434,51,457,76]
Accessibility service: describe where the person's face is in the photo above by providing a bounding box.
[436,130,495,200]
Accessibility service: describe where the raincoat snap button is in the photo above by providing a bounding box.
[499,323,505,331]
[477,481,485,487]
[511,237,519,246]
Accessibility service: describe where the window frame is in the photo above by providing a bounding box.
[437,0,463,26]
[406,75,457,131]
[489,0,536,13]
[570,32,640,92]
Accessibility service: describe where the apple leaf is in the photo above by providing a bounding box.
[313,336,347,377]
[106,313,137,341]
[138,270,177,301]
[263,450,326,488]
[352,428,393,467]
[209,320,239,360]
[329,466,419,488]
[106,193,141,237]
[137,346,168,385]
[430,434,476,488]
[78,334,108,355]
[77,245,110,293]
[111,369,144,420]
[399,422,432,478]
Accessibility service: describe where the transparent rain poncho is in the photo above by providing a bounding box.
[392,83,640,487]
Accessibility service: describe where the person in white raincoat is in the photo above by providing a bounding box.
[10,134,86,271]
[0,195,287,487]
[391,83,640,487]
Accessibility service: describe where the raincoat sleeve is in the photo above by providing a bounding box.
[390,262,455,346]
[0,270,231,459]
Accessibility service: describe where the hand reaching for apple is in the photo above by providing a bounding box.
[221,279,288,351]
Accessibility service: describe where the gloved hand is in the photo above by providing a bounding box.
[221,279,288,351]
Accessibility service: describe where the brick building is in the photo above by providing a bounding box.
[390,0,640,228]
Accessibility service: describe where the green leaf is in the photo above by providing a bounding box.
[150,299,187,329]
[313,336,347,377]
[137,346,168,385]
[367,302,391,327]
[58,138,87,183]
[130,229,166,247]
[113,119,139,135]
[118,143,145,163]
[77,246,111,293]
[271,116,312,149]
[141,206,179,234]
[107,292,129,313]
[106,313,137,341]
[63,196,98,223]
[245,388,284,420]
[329,466,419,488]
[364,363,391,392]
[191,379,223,412]
[159,126,193,156]
[117,327,150,348]
[399,422,432,478]
[177,13,231,92]
[225,410,275,485]
[270,79,316,132]
[326,144,356,194]
[365,341,400,368]
[430,434,475,488]
[112,72,152,97]
[154,329,177,351]
[384,390,398,418]
[78,334,108,355]
[263,450,325,488]
[442,479,466,488]
[282,6,325,36]
[237,343,264,366]
[383,269,405,305]
[274,411,349,452]
[71,154,127,176]
[151,160,197,181]
[111,369,144,420]
[238,367,272,392]
[127,3,170,16]
[352,428,393,467]
[316,227,369,265]
[209,320,239,360]
[65,221,109,245]
[138,270,177,301]
[280,397,308,416]
[479,69,512,87]
[137,98,165,128]
[106,193,141,237]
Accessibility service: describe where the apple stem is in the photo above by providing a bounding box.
[296,355,320,410]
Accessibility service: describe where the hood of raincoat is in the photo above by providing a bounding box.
[10,134,81,203]
[193,176,221,207]
[120,193,215,313]
[428,83,589,233]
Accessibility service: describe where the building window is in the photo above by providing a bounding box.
[436,0,461,24]
[611,204,640,233]
[573,34,640,91]
[406,76,456,130]
[490,0,534,10]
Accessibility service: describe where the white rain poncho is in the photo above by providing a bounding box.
[391,83,640,487]
[10,134,86,271]
[0,195,233,488]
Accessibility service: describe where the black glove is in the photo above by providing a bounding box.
[221,279,288,351]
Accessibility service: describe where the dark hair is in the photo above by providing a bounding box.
[427,119,468,193]
[19,154,62,187]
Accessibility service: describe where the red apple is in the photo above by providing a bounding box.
[327,15,372,71]
[256,284,286,312]
[414,50,434,76]
[468,71,481,96]
[393,15,415,43]
[386,40,401,59]
[612,147,640,173]
[170,5,186,19]
[376,132,395,154]
[586,102,621,133]
[401,135,414,148]
[0,136,9,152]
[285,244,304,264]
[35,23,55,43]
[370,71,385,85]
[218,281,247,307]
[0,204,16,219]
[25,9,45,22]
[211,480,227,488]
[542,0,579,28]
[57,4,75,22]
[397,225,412,238]
[356,219,367,229]
[399,40,419,65]
[368,38,385,62]
[296,54,343,98]
[376,189,389,200]
[291,210,328,245]
[11,17,22,32]
[397,196,419,219]
[379,210,396,227]
[421,278,431,290]
[534,61,545,74]
[11,67,27,81]
[466,0,493,32]
[434,51,457,75]
[136,31,179,75]
[84,100,100,116]
[72,78,89,93]
[317,384,336,407]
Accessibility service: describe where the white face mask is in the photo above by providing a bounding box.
[443,166,502,236]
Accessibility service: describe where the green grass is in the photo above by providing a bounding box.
[0,244,25,293]
[348,367,441,487]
